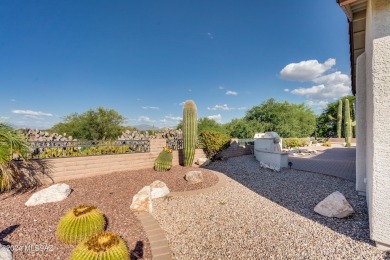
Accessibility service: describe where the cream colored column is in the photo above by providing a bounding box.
[355,53,366,195]
[365,0,390,251]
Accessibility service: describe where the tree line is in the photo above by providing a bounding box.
[46,96,355,140]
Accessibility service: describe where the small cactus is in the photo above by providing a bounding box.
[57,205,105,244]
[182,100,197,166]
[344,99,352,147]
[154,148,173,172]
[337,99,343,138]
[71,231,129,260]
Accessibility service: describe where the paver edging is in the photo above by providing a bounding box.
[133,170,228,259]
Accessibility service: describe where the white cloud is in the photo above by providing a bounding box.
[281,58,352,106]
[291,83,350,100]
[188,89,192,92]
[207,114,222,122]
[10,99,16,102]
[225,90,238,96]
[0,116,9,121]
[165,115,182,121]
[312,71,351,85]
[207,104,233,111]
[207,104,246,111]
[207,32,214,39]
[291,85,325,95]
[12,110,53,117]
[306,100,329,108]
[280,58,336,81]
[218,86,224,90]
[137,116,155,123]
[142,106,160,110]
[179,101,185,106]
[284,88,290,92]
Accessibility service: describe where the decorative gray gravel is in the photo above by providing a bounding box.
[152,155,390,259]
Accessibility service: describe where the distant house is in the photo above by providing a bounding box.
[337,0,390,251]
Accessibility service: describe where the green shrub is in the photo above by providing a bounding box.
[71,231,129,260]
[154,148,173,172]
[300,138,310,147]
[283,138,303,148]
[199,130,231,159]
[322,141,332,147]
[57,205,105,244]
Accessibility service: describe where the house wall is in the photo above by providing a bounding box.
[365,0,390,250]
[356,52,367,194]
[34,139,206,184]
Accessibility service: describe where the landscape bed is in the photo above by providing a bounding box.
[0,166,218,259]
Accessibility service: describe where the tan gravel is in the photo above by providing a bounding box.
[152,155,390,259]
[0,165,218,260]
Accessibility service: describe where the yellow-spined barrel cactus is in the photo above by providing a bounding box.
[183,100,197,166]
[154,147,173,172]
[57,205,105,244]
[71,231,129,260]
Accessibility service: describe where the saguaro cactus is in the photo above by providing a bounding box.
[182,100,197,166]
[344,99,353,147]
[337,99,343,138]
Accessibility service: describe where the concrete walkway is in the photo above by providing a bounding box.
[289,147,356,181]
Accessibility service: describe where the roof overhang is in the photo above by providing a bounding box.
[337,0,367,95]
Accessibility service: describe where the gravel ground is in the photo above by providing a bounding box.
[0,166,218,260]
[152,155,390,259]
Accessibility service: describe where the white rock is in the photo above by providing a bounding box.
[0,245,12,260]
[314,191,354,218]
[25,183,71,206]
[185,171,204,184]
[150,181,170,199]
[196,158,211,166]
[130,186,152,212]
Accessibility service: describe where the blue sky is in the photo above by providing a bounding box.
[0,0,351,129]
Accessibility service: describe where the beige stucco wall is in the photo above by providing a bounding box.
[364,0,390,250]
[355,53,366,194]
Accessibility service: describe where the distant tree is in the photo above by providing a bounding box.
[197,118,228,135]
[51,107,126,140]
[315,95,355,138]
[244,98,316,138]
[224,118,263,138]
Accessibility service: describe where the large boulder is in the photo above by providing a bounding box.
[196,158,211,167]
[25,183,71,207]
[150,181,170,199]
[185,171,204,184]
[130,186,152,212]
[0,246,12,260]
[314,191,354,218]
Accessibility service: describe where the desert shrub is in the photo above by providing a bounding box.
[283,138,303,148]
[57,205,105,244]
[312,140,318,145]
[154,148,173,172]
[199,130,231,159]
[322,141,332,147]
[71,231,129,260]
[300,138,310,147]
